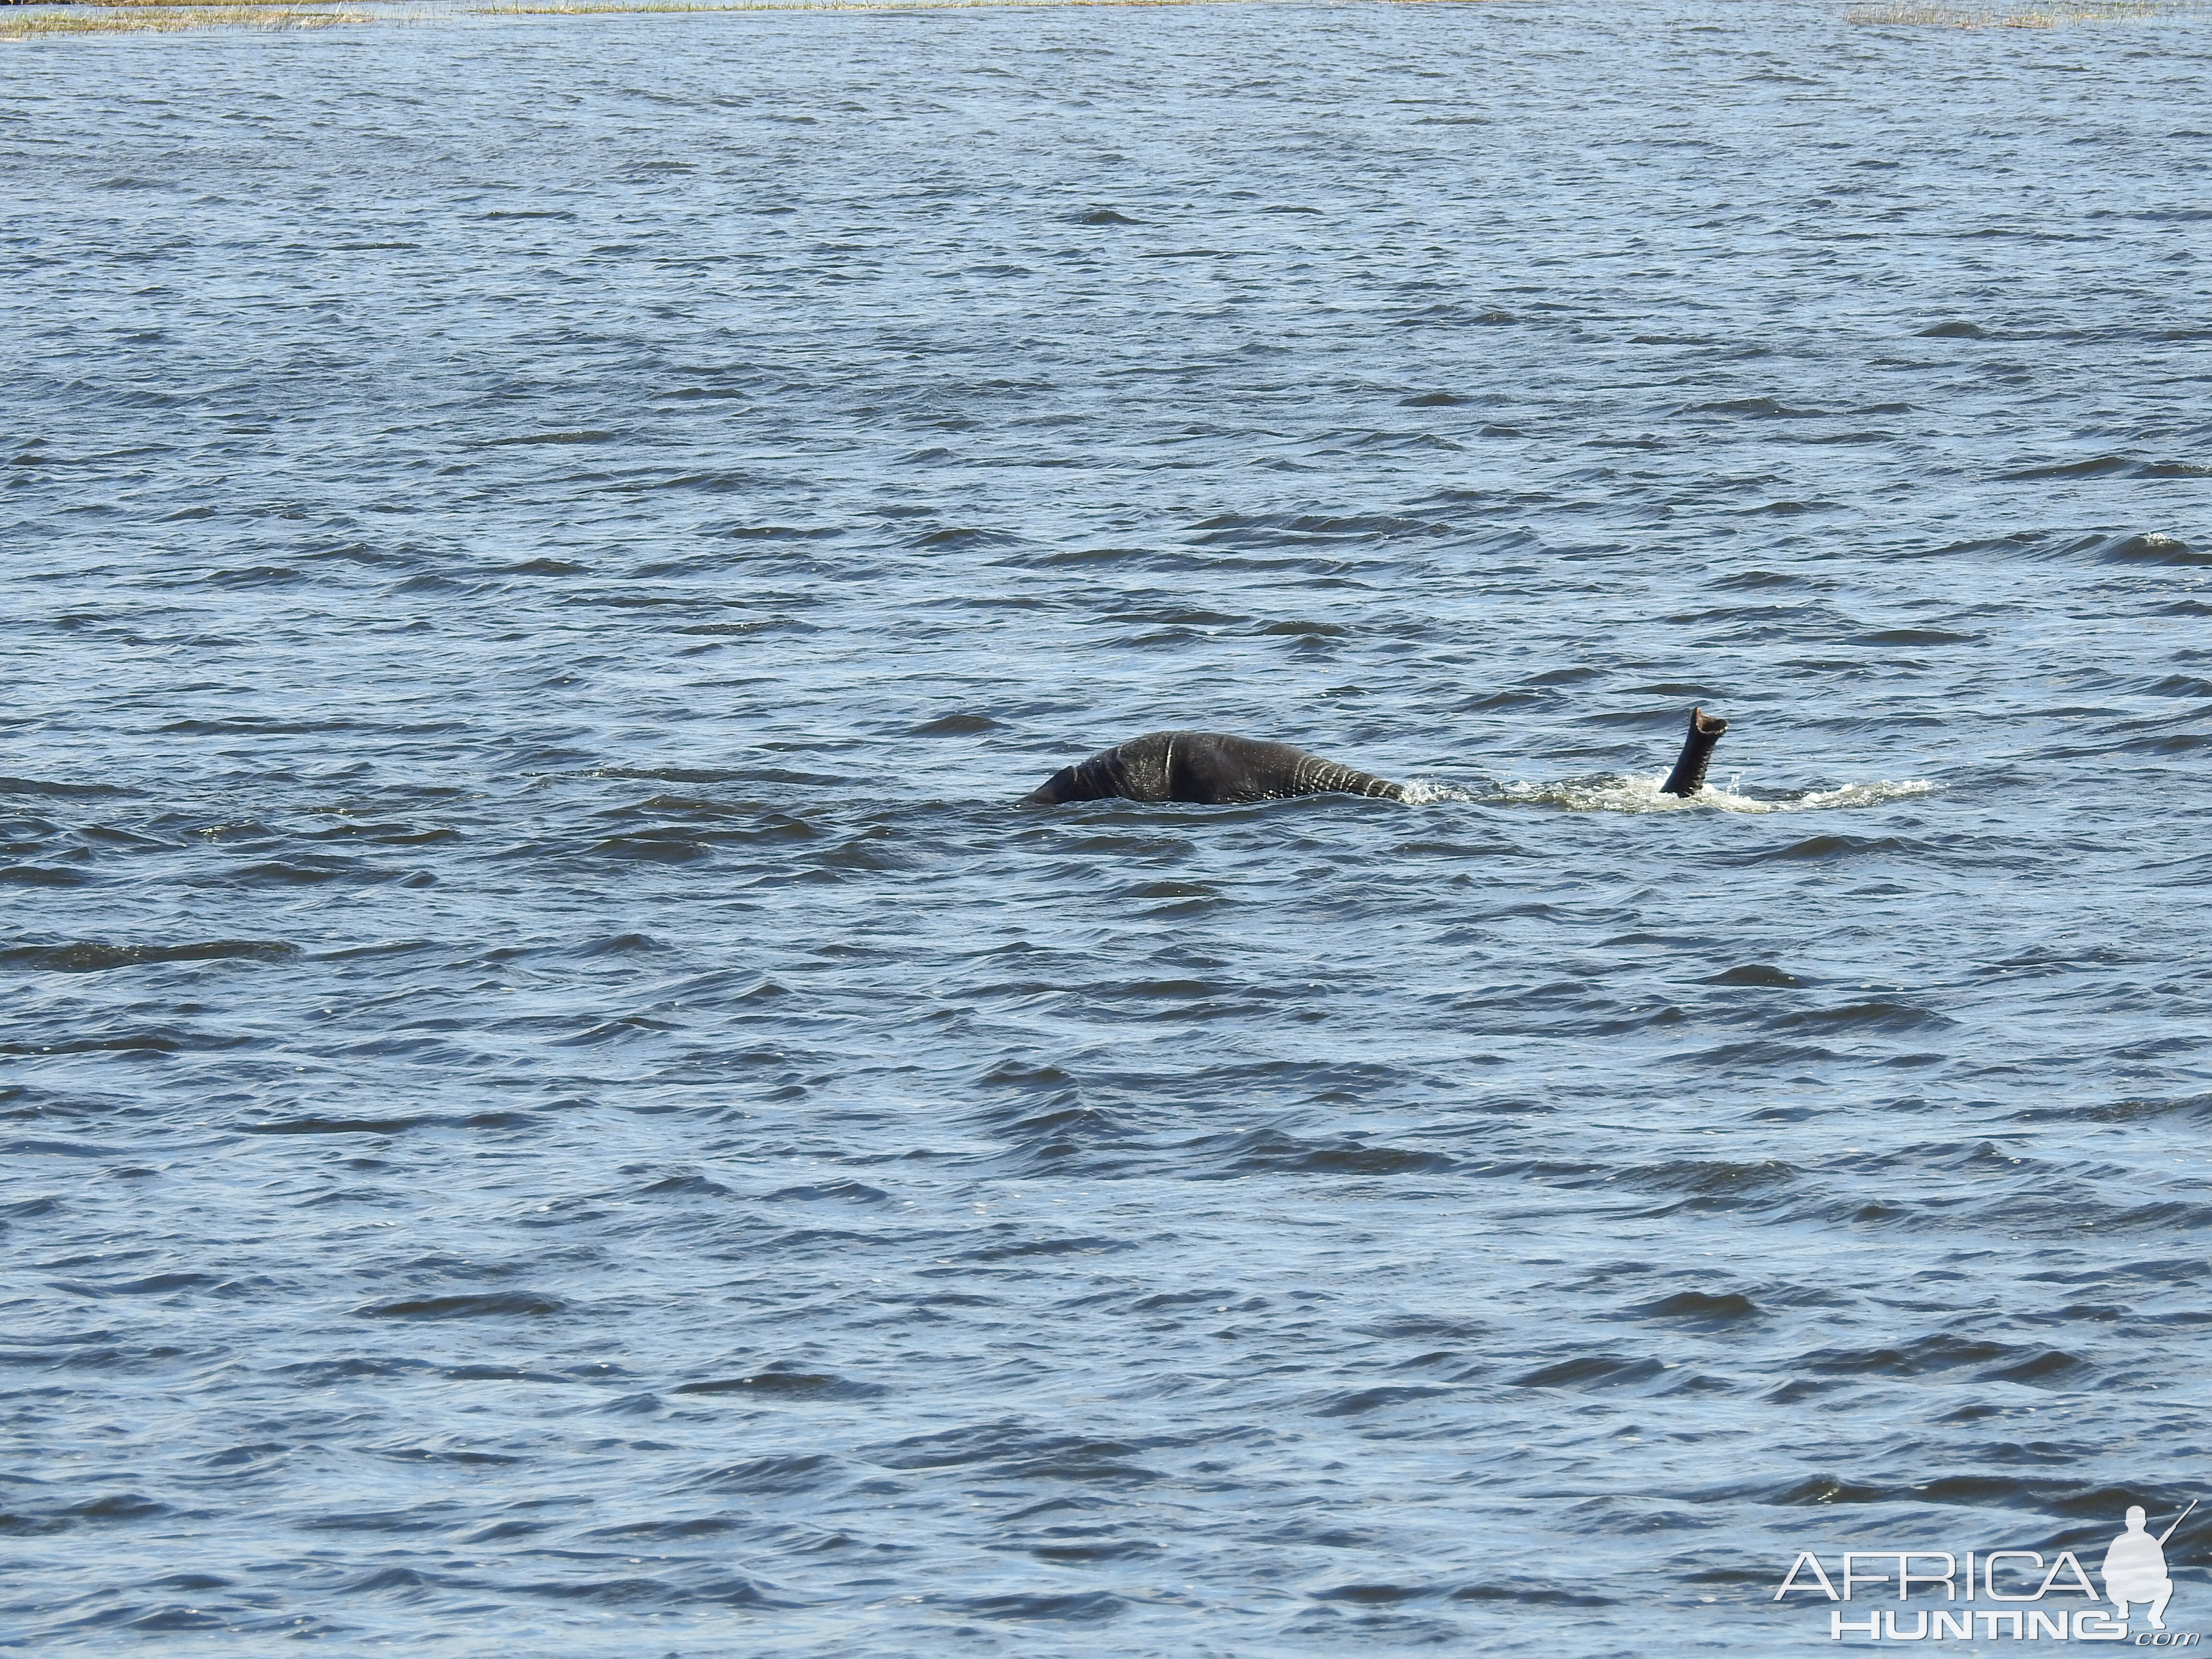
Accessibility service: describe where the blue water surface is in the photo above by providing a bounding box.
[5,0,2212,1651]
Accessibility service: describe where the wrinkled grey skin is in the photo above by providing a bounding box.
[1021,731,1404,807]
[1660,707,1729,797]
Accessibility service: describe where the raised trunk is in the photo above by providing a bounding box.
[1660,707,1729,797]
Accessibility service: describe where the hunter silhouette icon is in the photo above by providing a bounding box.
[2104,1501,2195,1631]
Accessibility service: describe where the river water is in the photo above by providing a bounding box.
[6,0,2212,1651]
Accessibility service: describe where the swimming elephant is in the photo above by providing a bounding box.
[1020,709,1728,806]
[1020,731,1402,806]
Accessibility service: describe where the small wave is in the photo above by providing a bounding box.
[1315,1384,1457,1417]
[672,1371,887,1401]
[2100,531,2206,565]
[0,866,93,887]
[688,1454,841,1494]
[0,775,136,799]
[1511,1354,1667,1390]
[1705,963,1805,987]
[3,939,298,974]
[1774,999,1952,1031]
[765,1179,890,1204]
[1794,1334,2087,1388]
[1492,773,1937,814]
[1207,1128,1457,1178]
[960,1591,1125,1623]
[912,712,999,735]
[1629,1290,1760,1325]
[245,1111,532,1136]
[478,428,618,447]
[1684,395,1828,418]
[353,1292,565,1320]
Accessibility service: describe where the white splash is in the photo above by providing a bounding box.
[1486,773,1938,815]
[1397,779,1479,805]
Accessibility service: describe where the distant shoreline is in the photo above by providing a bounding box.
[6,0,1455,45]
[21,0,1432,44]
[4,0,2207,43]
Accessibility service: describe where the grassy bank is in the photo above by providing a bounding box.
[1,2,364,38]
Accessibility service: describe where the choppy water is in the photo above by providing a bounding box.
[6,1,2212,1651]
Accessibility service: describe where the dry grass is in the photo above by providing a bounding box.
[87,0,350,8]
[1847,0,2208,24]
[2,0,1494,30]
[477,0,1472,11]
[0,4,366,38]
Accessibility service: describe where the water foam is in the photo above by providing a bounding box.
[1490,774,1938,815]
[1397,779,1479,805]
